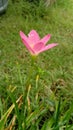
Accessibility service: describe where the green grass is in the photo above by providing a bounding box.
[0,0,73,129]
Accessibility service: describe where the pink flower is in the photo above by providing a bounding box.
[20,30,58,55]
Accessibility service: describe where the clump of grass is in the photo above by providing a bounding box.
[22,0,48,19]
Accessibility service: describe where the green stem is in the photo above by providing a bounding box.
[22,55,37,129]
[25,55,37,87]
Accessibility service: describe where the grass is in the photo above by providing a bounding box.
[0,0,73,129]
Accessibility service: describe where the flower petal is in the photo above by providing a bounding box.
[33,42,45,55]
[37,43,58,54]
[40,34,51,45]
[20,31,35,54]
[28,30,40,44]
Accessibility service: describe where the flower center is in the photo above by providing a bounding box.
[30,44,34,49]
